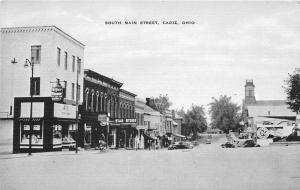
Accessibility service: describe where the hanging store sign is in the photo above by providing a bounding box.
[53,103,76,119]
[98,114,108,126]
[51,80,64,102]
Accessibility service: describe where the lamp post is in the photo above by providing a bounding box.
[106,113,110,149]
[24,58,34,156]
[75,61,79,154]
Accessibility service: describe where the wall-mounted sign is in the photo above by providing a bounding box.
[54,103,76,119]
[51,80,64,102]
[125,119,136,123]
[114,119,123,123]
[112,118,137,124]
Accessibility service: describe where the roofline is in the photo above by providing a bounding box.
[120,89,137,97]
[84,69,123,87]
[1,25,85,47]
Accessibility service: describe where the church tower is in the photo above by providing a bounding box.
[244,79,256,104]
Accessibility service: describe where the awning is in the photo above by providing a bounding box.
[19,118,43,122]
[172,121,178,125]
[172,133,186,138]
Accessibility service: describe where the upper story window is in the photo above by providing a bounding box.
[77,84,81,102]
[57,47,61,66]
[72,83,75,100]
[30,77,40,95]
[64,51,68,70]
[77,57,81,74]
[31,45,41,64]
[72,55,75,72]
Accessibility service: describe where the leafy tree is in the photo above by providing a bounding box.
[208,95,241,133]
[181,105,207,137]
[153,94,172,113]
[175,107,186,120]
[284,71,300,114]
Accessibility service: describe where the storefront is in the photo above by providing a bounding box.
[13,97,78,153]
[78,113,108,149]
[109,118,137,149]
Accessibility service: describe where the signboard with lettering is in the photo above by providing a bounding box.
[98,114,108,126]
[125,118,136,123]
[51,82,64,102]
[111,118,137,124]
[53,103,76,119]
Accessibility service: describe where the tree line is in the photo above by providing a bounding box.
[152,70,300,137]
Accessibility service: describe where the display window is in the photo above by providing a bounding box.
[53,125,62,148]
[20,121,43,147]
[55,123,76,149]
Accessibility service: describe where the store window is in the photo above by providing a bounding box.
[20,121,43,146]
[53,125,62,148]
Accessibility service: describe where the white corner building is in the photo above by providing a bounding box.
[0,26,85,153]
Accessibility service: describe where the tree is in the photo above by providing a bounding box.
[208,95,241,133]
[284,71,300,114]
[153,94,172,113]
[181,105,207,137]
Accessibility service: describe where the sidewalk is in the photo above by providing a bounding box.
[0,146,167,159]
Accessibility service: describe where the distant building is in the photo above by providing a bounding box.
[135,98,147,149]
[172,110,185,142]
[242,79,297,138]
[118,89,137,149]
[206,128,223,134]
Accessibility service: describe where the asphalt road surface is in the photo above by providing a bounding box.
[1,138,300,190]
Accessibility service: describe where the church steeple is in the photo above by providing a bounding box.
[244,79,256,104]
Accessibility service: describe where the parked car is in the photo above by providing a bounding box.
[168,141,193,150]
[62,136,76,150]
[242,139,259,147]
[205,138,211,144]
[221,142,235,148]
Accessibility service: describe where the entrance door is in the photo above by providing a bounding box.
[84,124,92,147]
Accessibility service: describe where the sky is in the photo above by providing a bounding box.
[1,1,300,118]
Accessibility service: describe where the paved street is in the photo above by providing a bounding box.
[1,138,300,190]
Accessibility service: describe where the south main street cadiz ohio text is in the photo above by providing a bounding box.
[105,21,195,25]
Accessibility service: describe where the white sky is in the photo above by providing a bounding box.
[1,1,300,116]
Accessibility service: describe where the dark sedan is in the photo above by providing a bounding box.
[168,141,193,150]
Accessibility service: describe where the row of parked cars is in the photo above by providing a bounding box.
[221,139,260,148]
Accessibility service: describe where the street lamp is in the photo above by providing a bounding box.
[107,113,110,149]
[75,61,79,154]
[24,58,34,156]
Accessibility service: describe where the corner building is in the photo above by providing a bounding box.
[0,26,85,153]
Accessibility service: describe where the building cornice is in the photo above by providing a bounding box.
[1,25,85,48]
